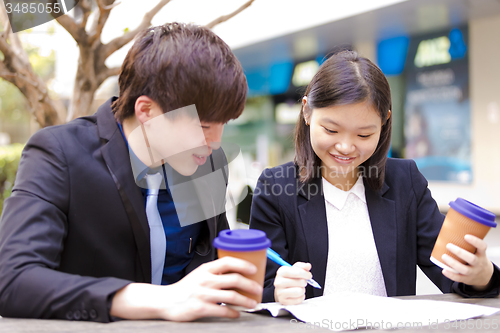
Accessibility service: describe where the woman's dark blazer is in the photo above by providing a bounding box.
[249,158,500,303]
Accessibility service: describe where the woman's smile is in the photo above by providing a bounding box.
[307,100,383,189]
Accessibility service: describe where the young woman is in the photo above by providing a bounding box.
[249,50,500,305]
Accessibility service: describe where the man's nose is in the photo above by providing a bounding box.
[204,124,224,150]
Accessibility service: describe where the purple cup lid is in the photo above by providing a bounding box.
[449,198,497,228]
[213,229,271,252]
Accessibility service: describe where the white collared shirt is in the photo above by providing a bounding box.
[322,176,387,297]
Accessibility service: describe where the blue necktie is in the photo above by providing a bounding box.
[145,173,166,285]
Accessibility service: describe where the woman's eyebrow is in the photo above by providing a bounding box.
[320,118,377,130]
[358,124,377,130]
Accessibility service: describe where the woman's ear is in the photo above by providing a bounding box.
[302,96,310,125]
[387,110,392,121]
[134,96,159,124]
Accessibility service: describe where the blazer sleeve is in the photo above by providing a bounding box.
[249,168,287,303]
[0,129,131,322]
[410,160,500,297]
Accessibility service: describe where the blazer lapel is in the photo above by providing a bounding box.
[297,177,328,298]
[96,100,152,283]
[364,180,398,296]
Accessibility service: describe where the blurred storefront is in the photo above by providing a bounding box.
[224,0,500,214]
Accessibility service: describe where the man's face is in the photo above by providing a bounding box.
[129,104,224,176]
[154,117,224,176]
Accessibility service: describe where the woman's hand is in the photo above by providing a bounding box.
[274,262,312,305]
[110,256,263,321]
[441,234,494,290]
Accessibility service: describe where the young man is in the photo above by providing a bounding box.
[0,23,260,322]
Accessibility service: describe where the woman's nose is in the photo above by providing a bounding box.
[335,141,355,155]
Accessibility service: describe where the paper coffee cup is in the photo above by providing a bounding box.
[431,198,496,273]
[213,229,271,303]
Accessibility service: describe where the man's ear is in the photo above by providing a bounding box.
[134,96,158,124]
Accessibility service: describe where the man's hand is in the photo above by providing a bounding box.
[274,262,312,305]
[110,256,262,321]
[441,234,494,290]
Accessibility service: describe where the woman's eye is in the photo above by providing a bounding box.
[323,127,337,134]
[358,134,372,138]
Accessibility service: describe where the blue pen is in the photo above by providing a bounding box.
[266,248,322,289]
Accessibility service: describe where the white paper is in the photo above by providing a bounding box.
[247,292,500,331]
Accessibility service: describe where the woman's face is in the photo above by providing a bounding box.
[306,100,383,186]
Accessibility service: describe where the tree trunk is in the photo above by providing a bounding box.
[0,46,63,127]
[4,69,64,127]
[68,39,114,120]
[68,62,98,120]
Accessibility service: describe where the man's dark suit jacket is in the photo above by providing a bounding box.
[249,159,500,303]
[0,98,229,322]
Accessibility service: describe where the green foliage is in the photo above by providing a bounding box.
[0,143,24,213]
[25,45,56,81]
[0,79,30,122]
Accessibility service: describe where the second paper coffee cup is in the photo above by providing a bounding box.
[431,198,496,272]
[213,229,271,303]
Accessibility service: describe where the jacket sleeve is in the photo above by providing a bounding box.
[249,168,287,303]
[410,160,500,297]
[0,128,131,322]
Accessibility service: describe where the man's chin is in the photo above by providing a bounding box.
[172,164,199,177]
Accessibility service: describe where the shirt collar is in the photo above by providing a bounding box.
[117,121,151,182]
[322,176,366,210]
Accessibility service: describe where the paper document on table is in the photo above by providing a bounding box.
[247,292,500,331]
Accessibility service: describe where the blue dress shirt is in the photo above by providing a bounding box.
[117,122,202,285]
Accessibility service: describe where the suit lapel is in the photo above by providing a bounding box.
[364,180,398,296]
[96,100,152,283]
[297,173,398,297]
[297,177,328,298]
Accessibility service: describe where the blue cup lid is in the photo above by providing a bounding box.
[213,229,271,252]
[449,198,497,228]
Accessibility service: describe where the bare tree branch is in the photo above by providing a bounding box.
[0,57,9,76]
[205,0,255,29]
[2,0,257,125]
[0,9,29,66]
[0,70,40,87]
[88,0,118,45]
[98,0,121,10]
[78,0,93,30]
[102,0,172,60]
[1,1,11,34]
[0,2,63,126]
[53,4,87,44]
[94,65,120,88]
[104,66,121,79]
[94,64,118,85]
